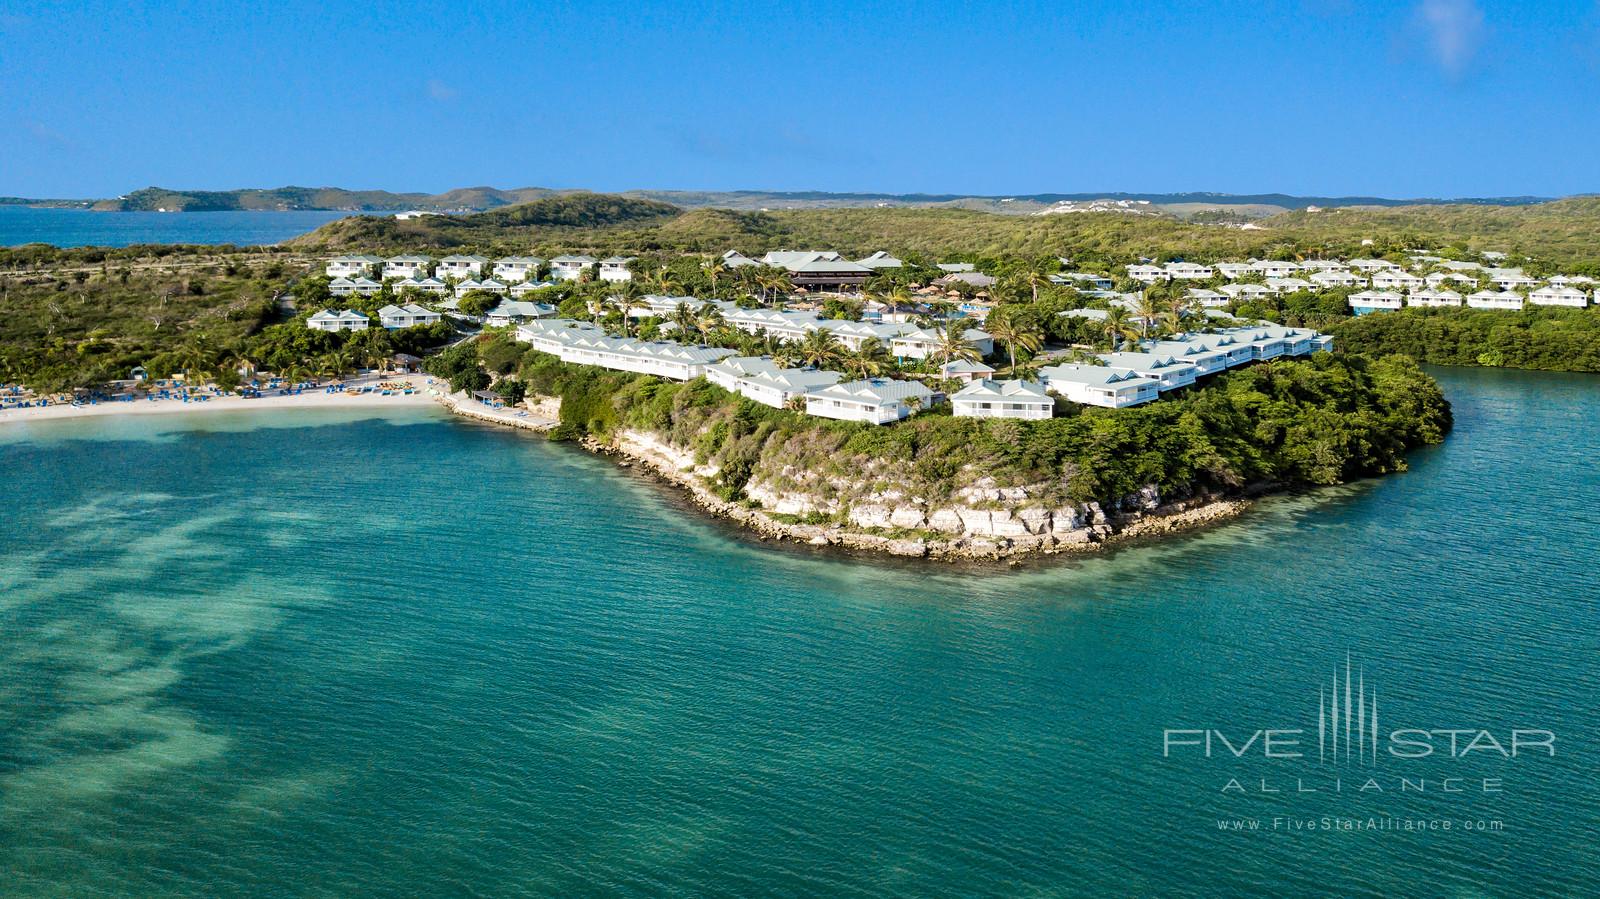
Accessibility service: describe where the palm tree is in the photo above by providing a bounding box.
[612,294,648,337]
[929,322,980,366]
[845,337,892,379]
[795,328,846,370]
[985,312,1044,373]
[653,267,683,297]
[1103,307,1141,351]
[1135,291,1163,338]
[694,305,726,346]
[1023,268,1051,303]
[703,256,728,296]
[671,301,699,342]
[174,338,217,387]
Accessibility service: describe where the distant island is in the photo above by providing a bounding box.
[0,185,1559,219]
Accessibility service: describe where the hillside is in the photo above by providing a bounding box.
[17,184,1557,215]
[287,193,1600,267]
[90,185,562,213]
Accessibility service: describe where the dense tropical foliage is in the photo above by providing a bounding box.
[443,332,1451,511]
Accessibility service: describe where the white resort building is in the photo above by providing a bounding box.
[550,255,597,280]
[950,379,1054,420]
[493,257,542,283]
[1408,289,1463,308]
[378,304,442,329]
[1529,285,1589,308]
[804,378,934,424]
[1037,364,1161,408]
[1349,290,1404,312]
[383,255,432,280]
[437,255,488,280]
[307,309,370,332]
[1467,290,1527,310]
[326,255,384,279]
[598,256,636,282]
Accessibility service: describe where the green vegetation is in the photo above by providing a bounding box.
[458,330,1450,508]
[292,193,1600,269]
[0,250,452,390]
[1331,307,1600,372]
[88,185,563,212]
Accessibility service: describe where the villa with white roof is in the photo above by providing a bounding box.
[1349,290,1404,312]
[509,280,554,297]
[1467,290,1526,310]
[1142,341,1233,376]
[706,357,845,409]
[1126,264,1169,283]
[804,378,934,424]
[598,256,636,282]
[1219,283,1274,303]
[856,251,904,269]
[1215,262,1253,280]
[329,276,382,297]
[1165,262,1214,280]
[1251,260,1300,278]
[1186,288,1229,308]
[720,250,759,268]
[1372,270,1424,291]
[1310,270,1364,289]
[453,278,508,298]
[1348,258,1399,273]
[550,255,597,281]
[393,275,449,296]
[1266,277,1313,294]
[484,301,556,327]
[950,379,1054,420]
[378,304,442,329]
[1408,289,1463,307]
[514,319,735,380]
[307,309,369,332]
[493,256,542,283]
[1037,364,1160,408]
[939,359,997,382]
[1488,269,1538,291]
[888,326,995,360]
[1099,352,1199,391]
[437,254,487,280]
[1529,285,1589,308]
[326,255,384,279]
[384,255,432,280]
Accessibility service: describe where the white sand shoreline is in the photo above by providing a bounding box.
[0,374,441,426]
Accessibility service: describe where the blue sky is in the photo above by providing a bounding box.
[4,0,1599,199]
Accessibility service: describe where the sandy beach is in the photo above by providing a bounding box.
[0,373,441,426]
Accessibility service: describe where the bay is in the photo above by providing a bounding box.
[0,367,1595,896]
[0,206,347,248]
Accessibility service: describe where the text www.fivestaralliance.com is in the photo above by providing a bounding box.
[1216,817,1506,833]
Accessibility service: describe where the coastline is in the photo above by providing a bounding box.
[420,387,1261,562]
[0,380,1252,562]
[0,373,438,426]
[579,428,1254,561]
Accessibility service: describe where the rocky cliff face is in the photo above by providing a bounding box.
[606,428,1246,560]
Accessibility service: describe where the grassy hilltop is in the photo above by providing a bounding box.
[290,193,1600,269]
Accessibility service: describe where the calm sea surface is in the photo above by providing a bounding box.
[1,367,1596,897]
[0,206,346,248]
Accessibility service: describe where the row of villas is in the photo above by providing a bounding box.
[514,316,1332,423]
[305,304,444,332]
[1348,285,1594,313]
[1119,257,1555,286]
[327,254,637,284]
[622,295,996,361]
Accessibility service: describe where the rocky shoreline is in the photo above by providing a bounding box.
[434,392,1254,562]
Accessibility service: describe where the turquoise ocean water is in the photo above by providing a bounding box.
[0,367,1596,896]
[0,207,347,248]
